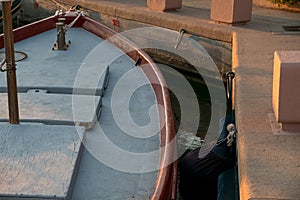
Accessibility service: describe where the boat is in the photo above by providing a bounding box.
[0,4,177,200]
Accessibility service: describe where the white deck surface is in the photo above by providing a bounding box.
[0,29,109,96]
[0,27,160,199]
[0,93,101,129]
[0,124,85,200]
[72,54,160,200]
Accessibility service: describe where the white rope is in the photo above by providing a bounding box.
[49,0,69,11]
[66,11,84,28]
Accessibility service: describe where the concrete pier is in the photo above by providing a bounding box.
[29,0,300,199]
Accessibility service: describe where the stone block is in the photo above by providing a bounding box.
[272,51,300,132]
[210,0,252,24]
[147,0,182,11]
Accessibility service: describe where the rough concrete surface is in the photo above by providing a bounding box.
[0,124,85,199]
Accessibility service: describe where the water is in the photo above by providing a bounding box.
[157,63,213,157]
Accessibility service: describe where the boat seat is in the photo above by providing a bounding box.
[0,92,102,130]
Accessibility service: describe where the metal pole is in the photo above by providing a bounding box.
[2,0,19,124]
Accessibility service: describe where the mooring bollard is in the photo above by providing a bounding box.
[272,51,300,132]
[147,0,182,11]
[210,0,252,24]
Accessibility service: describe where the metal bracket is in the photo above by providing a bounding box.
[52,18,71,50]
[175,29,186,49]
[226,71,235,100]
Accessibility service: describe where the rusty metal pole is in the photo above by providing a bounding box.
[2,0,19,124]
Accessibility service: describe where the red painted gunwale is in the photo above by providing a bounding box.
[0,11,178,200]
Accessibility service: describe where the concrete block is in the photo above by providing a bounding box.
[210,0,252,24]
[0,124,85,199]
[147,0,182,11]
[272,51,300,132]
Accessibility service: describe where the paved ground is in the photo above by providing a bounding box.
[56,0,300,199]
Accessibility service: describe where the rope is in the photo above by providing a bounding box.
[0,51,28,72]
[48,0,69,11]
[197,123,237,158]
[226,123,236,147]
[66,11,84,28]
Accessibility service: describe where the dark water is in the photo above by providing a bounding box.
[157,63,214,156]
[158,64,211,136]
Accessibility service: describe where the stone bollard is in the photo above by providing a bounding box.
[147,0,182,11]
[272,51,300,132]
[210,0,252,24]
